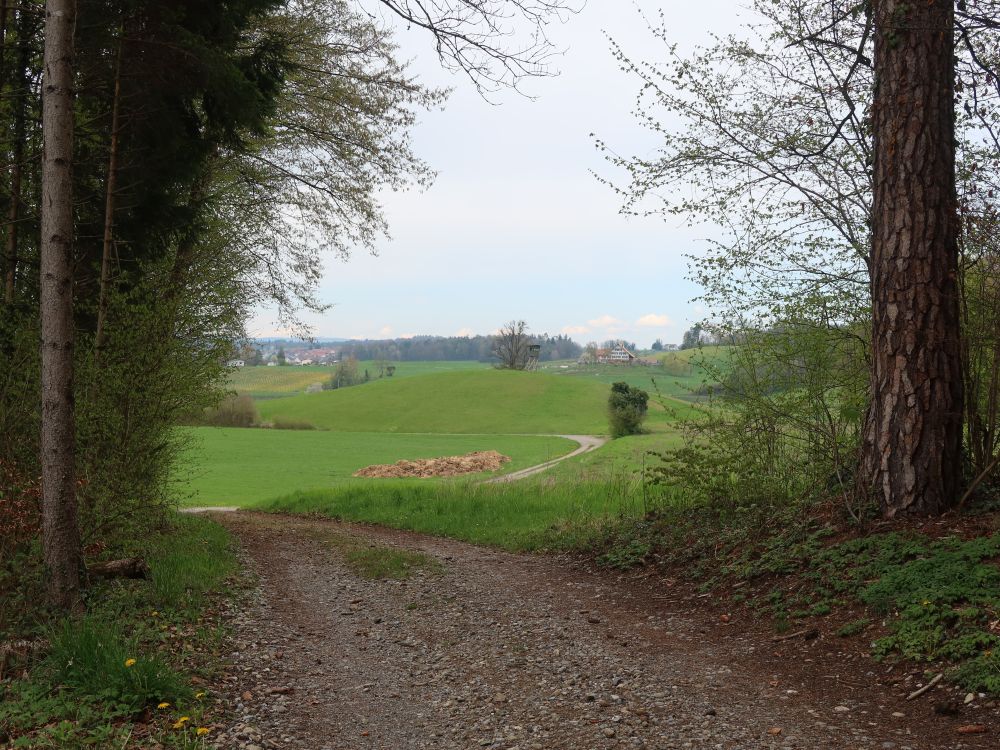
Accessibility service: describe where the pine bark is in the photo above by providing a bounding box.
[40,0,81,609]
[861,0,963,517]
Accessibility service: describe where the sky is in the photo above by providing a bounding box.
[247,1,748,347]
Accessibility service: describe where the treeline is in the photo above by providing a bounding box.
[0,0,442,611]
[338,334,583,362]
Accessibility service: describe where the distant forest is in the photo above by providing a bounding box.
[338,334,583,362]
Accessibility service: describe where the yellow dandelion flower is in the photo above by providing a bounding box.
[196,727,210,735]
[195,691,205,699]
[151,610,159,617]
[922,600,930,606]
[157,702,170,709]
[172,716,190,729]
[986,649,994,657]
[124,658,137,668]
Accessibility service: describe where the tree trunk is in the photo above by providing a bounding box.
[94,36,122,355]
[861,0,963,517]
[40,0,81,610]
[3,0,29,305]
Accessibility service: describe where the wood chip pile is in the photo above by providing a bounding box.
[352,450,511,478]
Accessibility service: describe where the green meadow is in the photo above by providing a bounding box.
[228,360,488,398]
[257,368,614,434]
[256,368,698,434]
[177,428,575,506]
[177,356,722,538]
[538,347,729,401]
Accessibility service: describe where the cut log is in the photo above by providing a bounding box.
[87,557,149,580]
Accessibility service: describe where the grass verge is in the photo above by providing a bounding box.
[0,514,237,748]
[261,475,649,551]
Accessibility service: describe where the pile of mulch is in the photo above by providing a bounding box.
[352,450,510,478]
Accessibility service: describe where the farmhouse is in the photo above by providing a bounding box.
[596,343,638,365]
[226,359,245,368]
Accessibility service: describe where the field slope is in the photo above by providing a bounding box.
[229,361,489,398]
[258,369,617,434]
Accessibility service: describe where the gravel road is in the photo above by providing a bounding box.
[209,512,996,750]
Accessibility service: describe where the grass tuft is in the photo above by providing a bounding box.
[46,619,190,712]
[344,546,441,580]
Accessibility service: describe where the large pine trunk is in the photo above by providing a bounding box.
[861,0,963,517]
[40,0,81,609]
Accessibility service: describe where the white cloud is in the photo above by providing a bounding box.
[455,327,475,337]
[636,313,673,327]
[561,324,590,335]
[587,314,623,329]
[399,332,416,339]
[378,325,393,337]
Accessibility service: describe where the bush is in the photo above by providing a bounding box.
[608,381,648,437]
[271,417,316,430]
[198,395,258,427]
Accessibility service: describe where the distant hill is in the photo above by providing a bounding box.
[258,369,612,434]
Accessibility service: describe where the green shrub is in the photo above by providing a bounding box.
[608,381,648,437]
[197,395,258,427]
[271,417,316,430]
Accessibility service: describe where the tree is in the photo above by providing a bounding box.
[602,0,1000,517]
[608,381,648,437]
[39,0,82,610]
[328,355,360,389]
[651,338,663,351]
[860,0,963,517]
[277,347,287,366]
[492,320,532,370]
[680,325,702,351]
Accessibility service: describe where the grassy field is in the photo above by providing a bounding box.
[228,361,489,398]
[538,430,688,484]
[176,427,576,506]
[538,346,731,401]
[257,369,620,434]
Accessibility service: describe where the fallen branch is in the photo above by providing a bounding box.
[906,672,943,701]
[771,627,819,642]
[87,557,149,580]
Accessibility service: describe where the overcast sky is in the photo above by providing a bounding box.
[248,1,747,346]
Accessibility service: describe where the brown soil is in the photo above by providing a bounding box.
[352,450,510,478]
[207,512,1000,750]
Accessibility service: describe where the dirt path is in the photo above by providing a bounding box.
[209,512,996,750]
[485,435,607,483]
